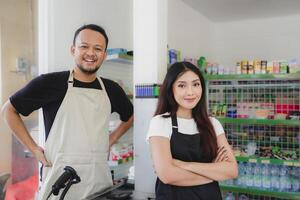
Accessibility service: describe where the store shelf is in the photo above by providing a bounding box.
[235,156,300,166]
[220,184,300,200]
[216,117,300,127]
[109,160,133,181]
[108,157,134,167]
[229,139,299,149]
[106,53,133,64]
[204,72,300,80]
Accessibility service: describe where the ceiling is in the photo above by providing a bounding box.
[182,0,300,22]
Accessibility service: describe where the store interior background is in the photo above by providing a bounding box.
[1,0,300,198]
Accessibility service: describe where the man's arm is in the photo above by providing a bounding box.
[109,115,133,148]
[1,100,51,166]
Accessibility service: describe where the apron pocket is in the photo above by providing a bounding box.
[53,153,113,199]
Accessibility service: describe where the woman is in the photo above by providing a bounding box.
[147,62,238,200]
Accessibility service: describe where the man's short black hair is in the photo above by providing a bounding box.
[73,24,109,50]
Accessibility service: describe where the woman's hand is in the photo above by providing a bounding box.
[173,145,229,170]
[214,146,229,163]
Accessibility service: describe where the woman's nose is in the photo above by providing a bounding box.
[186,86,193,95]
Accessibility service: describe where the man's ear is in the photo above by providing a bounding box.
[70,45,75,56]
[104,51,107,60]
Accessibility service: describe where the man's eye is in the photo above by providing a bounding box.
[80,45,88,49]
[95,48,103,52]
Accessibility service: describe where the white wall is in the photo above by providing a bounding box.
[212,15,300,69]
[0,0,36,176]
[44,0,133,72]
[168,0,214,61]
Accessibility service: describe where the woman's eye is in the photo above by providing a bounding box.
[194,82,201,87]
[178,84,185,88]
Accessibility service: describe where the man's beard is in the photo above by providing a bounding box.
[77,64,101,74]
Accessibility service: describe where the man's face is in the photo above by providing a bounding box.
[71,29,107,74]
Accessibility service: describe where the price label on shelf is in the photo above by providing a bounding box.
[249,159,257,163]
[283,161,293,166]
[261,160,270,164]
[294,162,300,167]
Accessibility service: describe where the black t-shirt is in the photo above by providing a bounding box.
[10,71,133,140]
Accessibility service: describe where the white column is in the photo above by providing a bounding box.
[133,0,168,199]
[133,0,167,84]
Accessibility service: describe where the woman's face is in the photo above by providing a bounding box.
[172,70,202,117]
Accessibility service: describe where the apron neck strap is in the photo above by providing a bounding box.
[171,115,178,134]
[68,70,74,87]
[97,77,105,91]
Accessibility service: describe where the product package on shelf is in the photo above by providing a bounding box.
[108,143,133,167]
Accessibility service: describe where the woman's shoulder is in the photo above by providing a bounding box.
[149,113,172,129]
[151,113,171,122]
[209,116,225,136]
[209,116,219,123]
[147,113,172,141]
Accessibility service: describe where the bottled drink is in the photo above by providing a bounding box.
[237,162,246,186]
[270,165,280,191]
[279,165,288,191]
[245,163,254,187]
[291,166,300,192]
[286,166,292,191]
[261,164,271,189]
[225,192,234,200]
[253,163,262,188]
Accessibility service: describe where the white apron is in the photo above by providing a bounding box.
[38,71,113,200]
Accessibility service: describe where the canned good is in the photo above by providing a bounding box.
[248,60,254,74]
[273,61,280,74]
[236,62,241,74]
[254,60,261,74]
[261,60,267,74]
[267,61,273,74]
[241,60,248,74]
[169,49,177,64]
[280,60,288,73]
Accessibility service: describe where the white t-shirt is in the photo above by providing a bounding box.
[146,113,224,141]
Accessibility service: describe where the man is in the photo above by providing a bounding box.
[1,24,133,199]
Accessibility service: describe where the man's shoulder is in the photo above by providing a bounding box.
[100,77,124,92]
[37,71,70,86]
[100,77,119,87]
[41,71,70,80]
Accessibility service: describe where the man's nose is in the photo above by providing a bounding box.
[86,47,95,55]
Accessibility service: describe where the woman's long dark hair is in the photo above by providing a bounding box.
[154,61,218,160]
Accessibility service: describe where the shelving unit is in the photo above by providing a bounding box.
[101,52,134,182]
[106,53,133,64]
[205,73,300,200]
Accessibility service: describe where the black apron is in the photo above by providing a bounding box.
[155,115,222,200]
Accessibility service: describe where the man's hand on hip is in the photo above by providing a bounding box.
[33,146,52,167]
